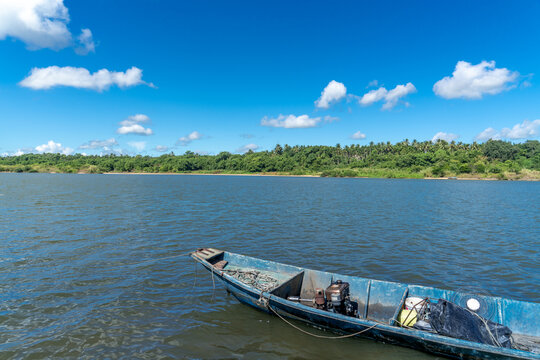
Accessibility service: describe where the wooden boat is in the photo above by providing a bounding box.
[191,248,540,359]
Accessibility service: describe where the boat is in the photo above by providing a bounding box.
[191,248,540,359]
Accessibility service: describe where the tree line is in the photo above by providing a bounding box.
[1,140,539,179]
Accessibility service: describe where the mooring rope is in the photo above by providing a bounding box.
[266,301,378,339]
[192,261,198,290]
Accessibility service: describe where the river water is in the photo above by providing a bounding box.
[0,173,538,359]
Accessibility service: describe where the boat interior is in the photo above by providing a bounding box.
[194,248,540,354]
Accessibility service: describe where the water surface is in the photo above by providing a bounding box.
[1,174,538,359]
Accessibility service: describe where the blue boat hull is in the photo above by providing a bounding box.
[192,249,540,360]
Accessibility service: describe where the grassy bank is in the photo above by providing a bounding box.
[1,164,539,181]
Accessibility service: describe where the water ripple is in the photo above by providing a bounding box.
[0,174,538,359]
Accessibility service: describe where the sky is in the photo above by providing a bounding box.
[1,0,540,156]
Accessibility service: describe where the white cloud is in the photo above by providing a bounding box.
[20,66,152,91]
[350,131,366,140]
[128,141,146,151]
[501,120,540,139]
[476,119,540,141]
[359,83,416,110]
[237,143,259,154]
[475,127,500,141]
[324,115,339,123]
[35,140,73,154]
[359,87,388,106]
[383,83,417,110]
[433,60,519,99]
[261,114,322,128]
[117,114,153,135]
[178,131,203,146]
[79,138,117,150]
[4,148,31,156]
[75,28,95,55]
[431,132,459,143]
[315,80,347,109]
[118,124,153,135]
[367,80,379,88]
[0,0,96,54]
[155,145,169,152]
[0,0,71,50]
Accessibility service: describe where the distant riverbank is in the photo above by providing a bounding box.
[97,171,539,181]
[2,169,536,181]
[1,140,539,181]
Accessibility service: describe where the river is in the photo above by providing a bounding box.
[1,173,538,359]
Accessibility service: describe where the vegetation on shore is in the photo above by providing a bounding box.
[1,140,539,180]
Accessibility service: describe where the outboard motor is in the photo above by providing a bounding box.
[325,280,357,317]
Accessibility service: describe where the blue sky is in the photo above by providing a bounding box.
[1,0,540,156]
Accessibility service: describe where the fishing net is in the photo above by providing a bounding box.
[224,269,280,292]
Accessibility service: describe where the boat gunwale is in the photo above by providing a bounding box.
[191,250,540,359]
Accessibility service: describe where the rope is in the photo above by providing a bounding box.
[128,251,193,267]
[209,261,216,302]
[464,307,503,347]
[398,297,429,328]
[267,301,378,339]
[211,264,216,289]
[192,261,198,290]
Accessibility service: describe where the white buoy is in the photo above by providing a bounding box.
[405,297,425,310]
[467,298,481,311]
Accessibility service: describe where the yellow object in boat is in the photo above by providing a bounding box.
[399,309,417,327]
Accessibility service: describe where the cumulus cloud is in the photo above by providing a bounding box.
[0,0,71,50]
[383,83,417,110]
[2,148,34,157]
[350,131,366,140]
[240,133,255,139]
[475,120,540,141]
[433,61,519,99]
[35,140,73,154]
[501,120,540,139]
[178,131,203,146]
[359,83,416,110]
[315,80,347,109]
[475,127,500,141]
[75,28,95,55]
[0,0,96,54]
[237,143,259,154]
[20,66,152,91]
[79,138,117,150]
[128,141,146,151]
[155,145,169,152]
[359,87,388,106]
[431,132,459,143]
[17,149,32,156]
[261,114,322,128]
[117,114,153,135]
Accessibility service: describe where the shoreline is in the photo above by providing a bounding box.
[2,171,538,181]
[98,172,539,181]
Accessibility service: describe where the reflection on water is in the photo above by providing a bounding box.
[0,174,538,358]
